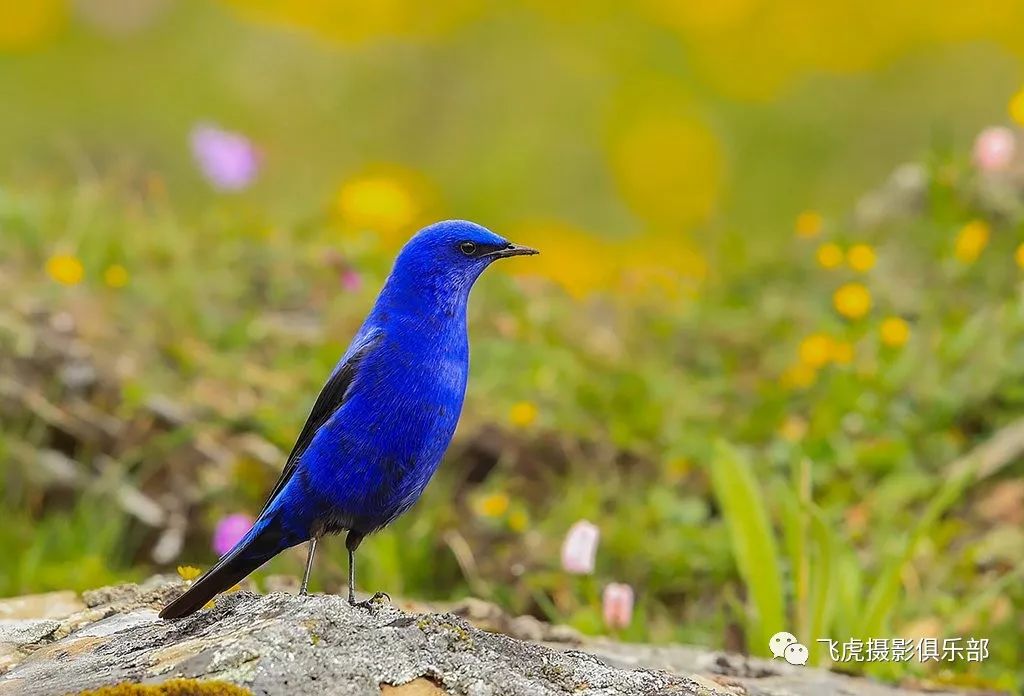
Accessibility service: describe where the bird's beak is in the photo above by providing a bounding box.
[486,243,539,259]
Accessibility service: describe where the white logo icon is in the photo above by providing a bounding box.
[784,642,809,665]
[769,631,808,665]
[769,631,798,659]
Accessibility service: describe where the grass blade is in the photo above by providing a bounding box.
[709,440,785,655]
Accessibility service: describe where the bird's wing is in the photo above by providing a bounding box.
[257,327,383,516]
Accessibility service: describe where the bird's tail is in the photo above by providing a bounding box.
[159,511,302,620]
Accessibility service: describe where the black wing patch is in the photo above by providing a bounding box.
[257,331,382,516]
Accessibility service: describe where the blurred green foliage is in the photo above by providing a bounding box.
[1,2,1023,693]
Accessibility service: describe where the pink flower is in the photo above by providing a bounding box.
[340,267,362,292]
[322,249,363,292]
[972,126,1016,172]
[212,513,253,556]
[190,123,261,191]
[560,519,599,574]
[602,583,635,629]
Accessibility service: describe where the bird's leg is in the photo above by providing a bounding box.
[300,537,318,596]
[345,530,362,605]
[345,530,390,609]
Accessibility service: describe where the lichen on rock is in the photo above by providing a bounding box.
[77,678,252,696]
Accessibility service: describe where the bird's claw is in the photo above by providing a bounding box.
[349,591,391,610]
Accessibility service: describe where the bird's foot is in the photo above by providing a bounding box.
[349,591,391,610]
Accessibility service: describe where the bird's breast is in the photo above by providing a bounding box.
[301,328,468,530]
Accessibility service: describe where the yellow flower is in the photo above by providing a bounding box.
[815,243,843,269]
[508,509,529,533]
[177,565,202,582]
[338,175,415,230]
[45,253,84,285]
[954,220,990,263]
[833,282,872,320]
[610,111,723,228]
[847,244,876,273]
[335,167,432,246]
[798,333,832,368]
[1015,243,1024,269]
[880,317,910,348]
[508,400,538,428]
[780,363,817,390]
[779,415,807,443]
[103,264,129,288]
[795,210,823,238]
[0,0,66,51]
[475,492,509,518]
[1010,89,1024,126]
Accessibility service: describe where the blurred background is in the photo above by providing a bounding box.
[1,0,1023,690]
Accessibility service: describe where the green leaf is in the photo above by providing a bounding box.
[709,440,785,655]
[805,504,835,663]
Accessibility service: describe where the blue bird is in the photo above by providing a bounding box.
[160,220,537,619]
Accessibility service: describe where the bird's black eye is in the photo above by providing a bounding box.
[460,241,477,256]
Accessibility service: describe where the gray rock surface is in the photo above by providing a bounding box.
[0,620,60,646]
[0,578,980,696]
[0,591,84,621]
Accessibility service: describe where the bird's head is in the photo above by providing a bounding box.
[385,220,538,306]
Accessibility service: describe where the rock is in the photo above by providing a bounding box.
[260,576,300,595]
[0,579,986,696]
[444,597,580,643]
[0,620,59,646]
[0,591,84,621]
[74,610,161,639]
[0,619,61,677]
[571,641,957,696]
